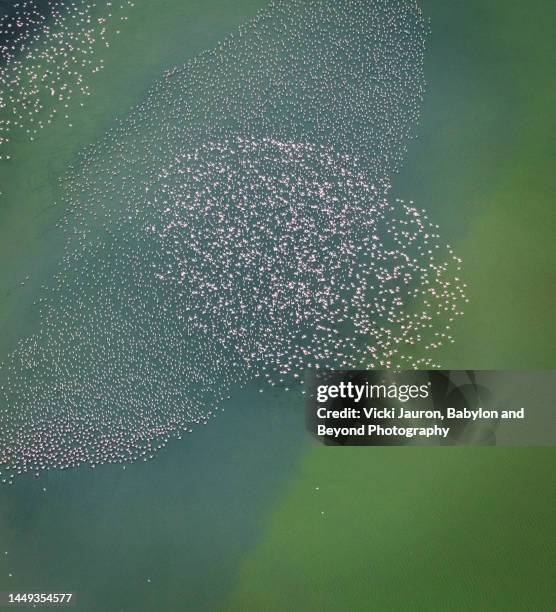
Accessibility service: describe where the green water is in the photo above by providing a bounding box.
[0,2,307,611]
[0,1,554,611]
[0,0,267,359]
[228,1,556,610]
[0,385,305,611]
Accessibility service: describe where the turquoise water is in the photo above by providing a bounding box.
[0,384,305,611]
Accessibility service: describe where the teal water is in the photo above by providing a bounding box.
[0,0,268,359]
[0,2,309,610]
[2,1,553,611]
[0,384,305,611]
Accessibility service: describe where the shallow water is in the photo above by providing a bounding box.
[0,383,305,611]
[0,1,554,611]
[0,2,309,609]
